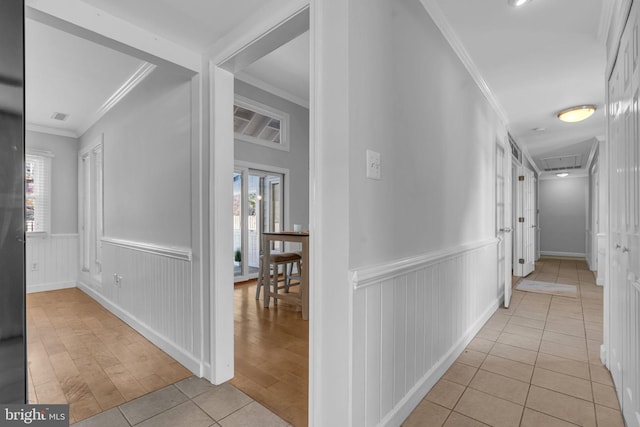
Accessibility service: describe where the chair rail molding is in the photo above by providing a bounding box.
[350,238,499,290]
[102,236,192,261]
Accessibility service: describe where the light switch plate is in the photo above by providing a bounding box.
[366,149,381,180]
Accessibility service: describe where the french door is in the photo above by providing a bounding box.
[233,167,284,281]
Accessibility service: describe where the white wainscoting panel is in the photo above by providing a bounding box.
[26,234,79,293]
[78,238,200,374]
[350,239,500,427]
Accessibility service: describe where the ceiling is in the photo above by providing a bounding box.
[26,19,148,136]
[432,0,607,176]
[26,0,606,177]
[25,0,308,137]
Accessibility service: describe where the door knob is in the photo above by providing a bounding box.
[615,244,621,250]
[622,247,630,253]
[500,227,512,232]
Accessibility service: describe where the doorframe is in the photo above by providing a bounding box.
[206,0,311,388]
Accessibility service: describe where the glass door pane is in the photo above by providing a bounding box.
[247,174,261,275]
[233,172,242,277]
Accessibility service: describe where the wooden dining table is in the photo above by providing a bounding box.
[261,231,309,320]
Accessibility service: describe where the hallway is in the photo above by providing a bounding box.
[402,258,623,427]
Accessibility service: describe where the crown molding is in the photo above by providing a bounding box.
[78,62,156,136]
[26,123,78,138]
[419,0,509,127]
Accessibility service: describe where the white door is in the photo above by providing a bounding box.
[515,166,535,277]
[497,143,513,307]
[608,4,640,426]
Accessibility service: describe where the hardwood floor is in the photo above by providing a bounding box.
[231,279,309,427]
[26,288,192,424]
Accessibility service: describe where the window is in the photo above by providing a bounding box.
[25,152,52,234]
[234,96,290,151]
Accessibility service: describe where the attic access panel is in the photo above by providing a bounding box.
[542,154,583,171]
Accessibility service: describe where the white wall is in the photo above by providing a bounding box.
[539,176,588,257]
[234,79,309,227]
[26,130,79,293]
[81,67,193,249]
[314,0,505,425]
[348,0,498,268]
[77,65,201,374]
[26,130,79,234]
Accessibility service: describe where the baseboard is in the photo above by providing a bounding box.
[27,281,76,294]
[382,294,501,427]
[76,280,202,375]
[540,251,587,259]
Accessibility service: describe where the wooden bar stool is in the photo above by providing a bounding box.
[255,252,302,303]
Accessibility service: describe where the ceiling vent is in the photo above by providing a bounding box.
[542,154,583,171]
[50,112,69,121]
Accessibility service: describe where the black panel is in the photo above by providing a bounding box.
[0,0,26,404]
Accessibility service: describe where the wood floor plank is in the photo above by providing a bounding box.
[231,280,308,427]
[27,288,193,421]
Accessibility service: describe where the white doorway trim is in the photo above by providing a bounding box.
[207,0,311,395]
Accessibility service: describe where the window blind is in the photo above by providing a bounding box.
[25,153,52,233]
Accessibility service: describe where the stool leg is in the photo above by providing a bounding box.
[271,263,279,306]
[255,256,263,299]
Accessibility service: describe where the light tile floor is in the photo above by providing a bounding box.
[402,257,626,427]
[73,376,293,427]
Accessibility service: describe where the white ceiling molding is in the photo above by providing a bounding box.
[26,0,200,73]
[235,71,309,109]
[586,137,600,170]
[78,62,157,136]
[26,123,78,138]
[520,143,542,175]
[207,0,309,66]
[419,0,509,126]
[420,0,544,175]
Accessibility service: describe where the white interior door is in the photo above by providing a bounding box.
[497,143,513,307]
[515,166,535,277]
[608,4,640,425]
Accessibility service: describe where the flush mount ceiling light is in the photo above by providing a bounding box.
[557,105,596,123]
[557,172,569,177]
[508,0,532,7]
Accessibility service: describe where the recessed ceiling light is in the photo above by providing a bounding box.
[508,0,532,7]
[557,105,596,123]
[556,172,569,177]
